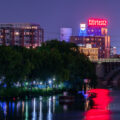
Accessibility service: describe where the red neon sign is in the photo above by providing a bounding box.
[88,19,108,27]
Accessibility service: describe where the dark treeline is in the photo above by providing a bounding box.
[0,40,97,89]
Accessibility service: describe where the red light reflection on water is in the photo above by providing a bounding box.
[84,89,112,120]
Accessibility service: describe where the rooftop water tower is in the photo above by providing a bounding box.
[60,28,72,42]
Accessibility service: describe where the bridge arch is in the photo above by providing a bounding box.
[105,67,120,87]
[112,74,120,87]
[95,58,120,88]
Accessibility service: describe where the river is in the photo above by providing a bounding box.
[0,89,120,120]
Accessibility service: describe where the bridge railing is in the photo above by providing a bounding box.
[92,58,120,63]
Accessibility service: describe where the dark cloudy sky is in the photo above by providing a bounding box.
[0,0,120,52]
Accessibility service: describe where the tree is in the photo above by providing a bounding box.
[0,40,97,89]
[0,46,33,87]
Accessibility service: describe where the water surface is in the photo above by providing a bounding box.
[0,89,120,120]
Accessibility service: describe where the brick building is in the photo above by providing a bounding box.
[0,23,44,48]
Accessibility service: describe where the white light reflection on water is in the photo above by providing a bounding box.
[39,97,43,120]
[25,101,28,120]
[63,104,68,111]
[47,97,52,120]
[17,101,20,114]
[0,95,58,120]
[52,96,56,113]
[22,101,25,117]
[32,98,36,120]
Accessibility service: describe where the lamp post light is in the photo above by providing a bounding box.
[33,81,36,85]
[49,80,52,84]
[39,82,43,89]
[53,77,56,81]
[53,77,56,88]
[40,82,43,85]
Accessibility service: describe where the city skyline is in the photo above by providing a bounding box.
[0,0,120,52]
[0,1,120,120]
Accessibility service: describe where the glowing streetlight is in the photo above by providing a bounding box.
[49,80,52,84]
[33,81,36,84]
[40,82,43,85]
[53,77,56,81]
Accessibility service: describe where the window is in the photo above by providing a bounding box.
[86,38,89,42]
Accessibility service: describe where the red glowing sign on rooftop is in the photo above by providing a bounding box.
[88,19,108,27]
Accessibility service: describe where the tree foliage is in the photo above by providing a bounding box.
[0,40,97,88]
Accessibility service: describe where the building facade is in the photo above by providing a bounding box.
[71,18,110,59]
[78,45,98,61]
[110,46,117,57]
[70,36,110,58]
[0,23,44,48]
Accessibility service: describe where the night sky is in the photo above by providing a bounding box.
[0,0,120,52]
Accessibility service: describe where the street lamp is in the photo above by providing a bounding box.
[33,81,36,85]
[53,77,56,81]
[40,82,43,85]
[53,77,56,88]
[49,80,52,84]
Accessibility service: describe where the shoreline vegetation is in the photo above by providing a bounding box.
[0,87,64,100]
[0,40,97,100]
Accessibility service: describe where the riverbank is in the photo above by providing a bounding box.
[0,87,64,100]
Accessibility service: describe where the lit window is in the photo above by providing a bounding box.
[75,38,77,40]
[86,38,89,41]
[15,32,19,36]
[32,26,37,29]
[0,35,3,38]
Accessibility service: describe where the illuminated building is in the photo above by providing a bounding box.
[78,44,98,61]
[79,24,87,36]
[0,23,44,48]
[60,28,72,42]
[87,18,108,36]
[70,36,110,58]
[110,46,117,58]
[110,46,117,55]
[71,18,110,58]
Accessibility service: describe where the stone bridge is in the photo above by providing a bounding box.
[94,59,120,88]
